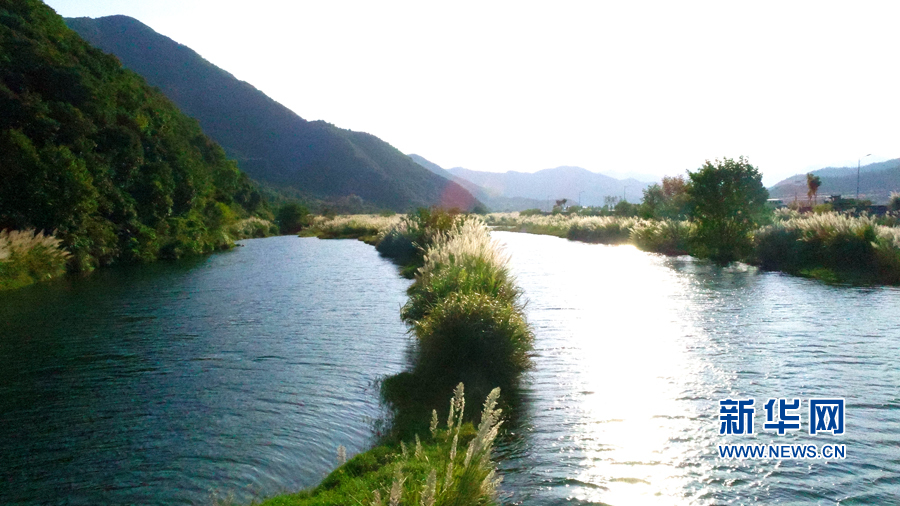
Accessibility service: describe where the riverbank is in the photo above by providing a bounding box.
[259,211,532,505]
[0,218,278,292]
[486,210,900,285]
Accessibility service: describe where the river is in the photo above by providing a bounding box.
[1,233,898,505]
[0,236,412,505]
[493,231,900,505]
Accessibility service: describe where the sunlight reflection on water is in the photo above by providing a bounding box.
[493,231,900,506]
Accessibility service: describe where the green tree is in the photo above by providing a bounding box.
[276,203,310,234]
[806,173,822,206]
[640,175,689,219]
[686,157,769,264]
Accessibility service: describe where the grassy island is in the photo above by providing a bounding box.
[259,210,533,505]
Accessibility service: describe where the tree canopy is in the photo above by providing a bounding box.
[686,157,769,264]
[1,0,267,270]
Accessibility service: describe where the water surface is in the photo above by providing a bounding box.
[493,231,900,505]
[0,236,411,505]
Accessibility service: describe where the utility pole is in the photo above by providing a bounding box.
[578,190,584,207]
[856,153,871,201]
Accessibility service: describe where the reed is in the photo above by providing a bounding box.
[755,212,900,283]
[0,229,70,290]
[630,219,694,256]
[229,217,279,239]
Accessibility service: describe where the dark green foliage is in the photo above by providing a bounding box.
[687,157,769,264]
[411,293,532,401]
[66,15,481,212]
[0,1,266,270]
[276,202,310,234]
[613,200,640,217]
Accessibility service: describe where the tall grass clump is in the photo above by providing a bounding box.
[402,218,518,321]
[0,229,70,290]
[305,214,403,242]
[383,217,532,435]
[630,219,695,255]
[260,384,503,506]
[755,212,900,283]
[566,216,639,244]
[229,217,279,239]
[376,208,464,274]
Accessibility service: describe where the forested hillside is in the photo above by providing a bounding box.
[0,0,269,271]
[66,15,479,212]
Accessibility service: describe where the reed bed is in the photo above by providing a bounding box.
[755,212,900,283]
[630,219,694,256]
[397,217,532,403]
[0,229,70,290]
[228,217,279,239]
[307,214,403,241]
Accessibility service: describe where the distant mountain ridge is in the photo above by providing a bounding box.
[65,15,478,212]
[407,155,546,211]
[769,158,900,203]
[446,166,652,207]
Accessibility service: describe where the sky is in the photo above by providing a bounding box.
[45,0,900,185]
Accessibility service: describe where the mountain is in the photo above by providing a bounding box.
[64,15,478,212]
[1,0,268,270]
[769,159,900,204]
[446,166,652,208]
[408,155,546,211]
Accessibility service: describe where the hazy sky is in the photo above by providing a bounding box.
[46,0,899,185]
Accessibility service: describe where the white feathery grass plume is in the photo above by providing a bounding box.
[389,467,403,506]
[429,409,439,438]
[370,490,383,506]
[419,217,511,281]
[421,469,437,506]
[446,397,455,435]
[400,441,408,460]
[452,382,465,435]
[463,439,475,467]
[0,229,69,262]
[310,214,403,236]
[444,433,458,490]
[336,444,347,465]
[480,468,502,497]
[414,434,424,461]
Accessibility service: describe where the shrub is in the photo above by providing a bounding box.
[412,293,533,404]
